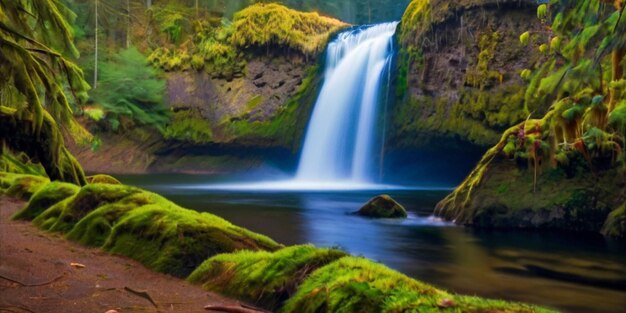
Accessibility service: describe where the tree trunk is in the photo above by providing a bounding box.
[146,0,151,8]
[126,0,131,49]
[94,0,98,89]
[609,47,625,112]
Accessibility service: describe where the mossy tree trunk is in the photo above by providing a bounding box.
[0,108,87,186]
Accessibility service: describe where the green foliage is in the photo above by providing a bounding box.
[163,109,213,144]
[25,182,280,277]
[189,245,347,310]
[230,3,348,56]
[90,47,169,132]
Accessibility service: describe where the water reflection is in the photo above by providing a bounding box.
[118,174,626,313]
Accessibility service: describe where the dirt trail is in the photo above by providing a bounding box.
[0,197,245,313]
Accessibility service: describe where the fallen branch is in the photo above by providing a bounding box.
[0,273,64,287]
[204,303,270,313]
[0,305,36,313]
[124,286,158,308]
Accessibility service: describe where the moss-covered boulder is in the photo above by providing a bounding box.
[357,195,408,218]
[23,182,280,277]
[393,0,546,148]
[282,257,554,313]
[0,173,49,201]
[189,245,347,310]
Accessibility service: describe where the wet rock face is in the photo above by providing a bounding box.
[166,56,307,127]
[357,195,408,218]
[394,0,548,148]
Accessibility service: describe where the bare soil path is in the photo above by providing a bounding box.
[0,197,246,313]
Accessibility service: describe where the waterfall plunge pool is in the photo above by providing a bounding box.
[118,173,626,313]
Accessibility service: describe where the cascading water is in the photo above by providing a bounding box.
[296,22,398,184]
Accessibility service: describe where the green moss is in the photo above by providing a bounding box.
[163,109,213,144]
[24,182,280,277]
[282,257,554,313]
[86,174,121,185]
[0,173,50,201]
[0,151,46,176]
[32,184,142,233]
[231,3,348,56]
[393,84,526,147]
[602,203,626,238]
[12,182,80,221]
[189,245,347,310]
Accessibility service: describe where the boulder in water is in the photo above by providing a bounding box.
[357,195,407,218]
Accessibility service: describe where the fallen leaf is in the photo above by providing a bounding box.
[438,298,455,308]
[70,262,86,269]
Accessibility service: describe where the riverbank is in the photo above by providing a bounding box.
[0,196,249,313]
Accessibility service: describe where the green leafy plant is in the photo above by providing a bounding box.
[90,47,169,132]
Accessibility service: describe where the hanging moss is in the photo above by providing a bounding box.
[189,245,347,310]
[0,107,87,185]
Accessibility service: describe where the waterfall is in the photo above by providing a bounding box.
[296,22,398,184]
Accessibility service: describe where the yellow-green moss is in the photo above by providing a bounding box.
[163,109,213,144]
[188,245,347,310]
[25,182,280,277]
[86,174,121,185]
[12,181,80,221]
[231,3,348,56]
[0,173,49,201]
[281,257,555,313]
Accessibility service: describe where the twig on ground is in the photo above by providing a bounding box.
[0,273,64,287]
[124,286,158,308]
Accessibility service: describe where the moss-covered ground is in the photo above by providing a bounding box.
[10,177,280,277]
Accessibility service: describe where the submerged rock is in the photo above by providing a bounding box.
[357,195,407,218]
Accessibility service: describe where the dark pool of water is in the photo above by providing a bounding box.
[118,174,626,313]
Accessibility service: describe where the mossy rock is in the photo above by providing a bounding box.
[33,184,143,233]
[26,182,281,277]
[357,195,407,218]
[282,256,555,313]
[12,181,80,221]
[0,172,49,201]
[86,174,121,185]
[189,245,347,310]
